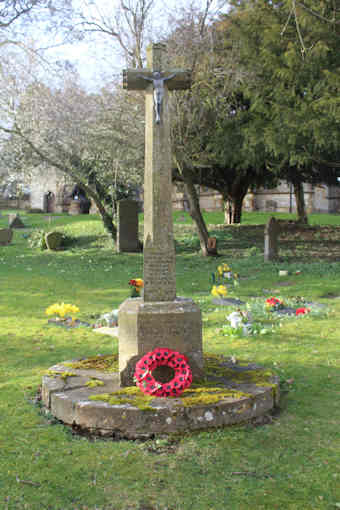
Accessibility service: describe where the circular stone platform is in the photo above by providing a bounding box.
[41,354,280,439]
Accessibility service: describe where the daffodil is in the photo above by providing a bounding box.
[211,285,220,297]
[45,302,79,320]
[217,285,227,297]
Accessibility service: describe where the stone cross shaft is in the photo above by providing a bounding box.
[123,43,191,302]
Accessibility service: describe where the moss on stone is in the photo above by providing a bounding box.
[63,354,118,372]
[202,354,275,387]
[89,387,155,411]
[180,387,251,407]
[63,352,278,409]
[85,378,105,388]
[45,370,76,381]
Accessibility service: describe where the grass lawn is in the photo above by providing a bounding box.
[0,210,339,510]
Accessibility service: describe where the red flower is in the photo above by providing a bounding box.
[129,279,137,287]
[296,307,310,316]
[266,297,282,306]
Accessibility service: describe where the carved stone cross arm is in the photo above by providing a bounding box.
[122,69,191,91]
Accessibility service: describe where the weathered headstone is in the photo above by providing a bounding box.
[265,199,277,212]
[0,228,13,245]
[264,216,280,261]
[68,199,82,215]
[8,214,25,229]
[118,43,203,386]
[116,200,140,253]
[45,231,64,250]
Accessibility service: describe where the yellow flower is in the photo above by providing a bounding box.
[45,302,79,319]
[211,285,227,298]
[45,303,61,316]
[135,278,144,288]
[217,285,227,297]
[211,285,220,297]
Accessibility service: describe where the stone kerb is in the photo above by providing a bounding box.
[118,297,204,386]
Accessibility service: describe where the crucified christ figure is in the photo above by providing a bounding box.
[138,71,176,124]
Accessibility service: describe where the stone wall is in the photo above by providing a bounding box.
[29,164,72,213]
[0,198,30,210]
[172,181,340,215]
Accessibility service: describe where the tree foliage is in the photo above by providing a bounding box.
[224,0,340,221]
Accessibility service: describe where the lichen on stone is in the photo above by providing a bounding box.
[45,370,76,381]
[63,354,118,372]
[202,354,275,386]
[179,387,251,407]
[85,378,105,388]
[89,386,155,411]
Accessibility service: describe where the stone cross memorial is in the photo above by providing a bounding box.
[118,43,203,386]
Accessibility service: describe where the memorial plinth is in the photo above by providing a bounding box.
[118,297,203,386]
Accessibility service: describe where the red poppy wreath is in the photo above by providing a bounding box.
[134,347,192,397]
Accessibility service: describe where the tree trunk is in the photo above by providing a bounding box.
[231,195,244,224]
[82,176,117,240]
[175,160,218,256]
[223,199,232,224]
[293,181,308,224]
[222,184,248,224]
[93,197,117,240]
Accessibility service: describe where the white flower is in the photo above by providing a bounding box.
[227,312,243,329]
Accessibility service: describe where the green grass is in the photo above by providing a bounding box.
[0,210,339,509]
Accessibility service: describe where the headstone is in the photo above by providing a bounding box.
[68,200,82,215]
[45,231,64,250]
[265,199,277,212]
[207,237,217,252]
[0,228,13,245]
[8,214,25,229]
[119,43,203,386]
[116,200,140,252]
[264,216,280,261]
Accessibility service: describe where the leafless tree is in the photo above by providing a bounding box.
[74,0,156,68]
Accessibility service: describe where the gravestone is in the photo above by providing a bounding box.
[45,231,63,250]
[264,216,280,261]
[265,199,277,212]
[0,228,13,245]
[118,43,203,386]
[68,199,82,215]
[116,200,140,253]
[8,214,25,229]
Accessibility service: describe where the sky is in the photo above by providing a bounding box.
[43,0,230,91]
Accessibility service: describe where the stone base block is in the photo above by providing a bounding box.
[118,297,203,386]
